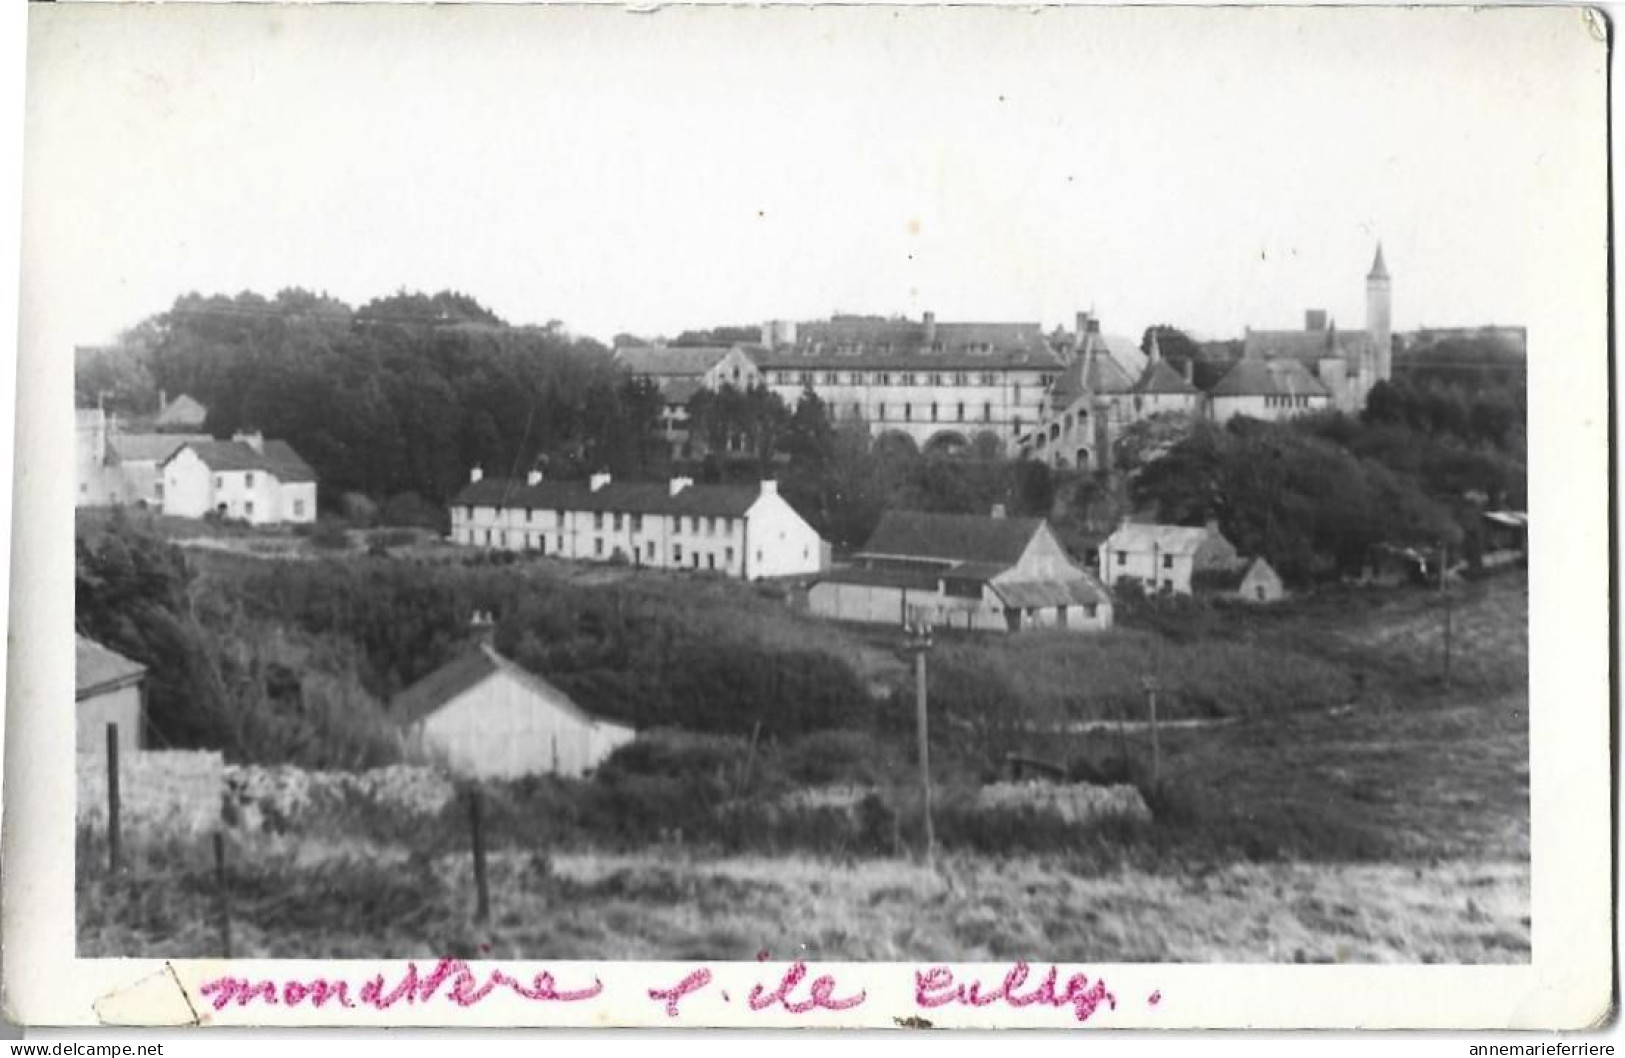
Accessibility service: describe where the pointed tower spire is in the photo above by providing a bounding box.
[1368,242,1389,281]
[1148,330,1163,364]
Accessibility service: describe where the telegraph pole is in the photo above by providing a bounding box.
[1439,538,1453,688]
[1141,675,1162,788]
[903,615,936,873]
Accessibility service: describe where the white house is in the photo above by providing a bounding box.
[1098,521,1242,595]
[155,392,209,431]
[613,344,765,458]
[160,432,318,525]
[449,470,829,580]
[393,640,635,780]
[809,509,1113,633]
[76,636,145,756]
[105,431,211,507]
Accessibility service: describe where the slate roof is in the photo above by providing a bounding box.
[1103,523,1227,557]
[156,394,208,427]
[106,433,210,463]
[453,477,764,518]
[754,318,1065,372]
[658,378,705,406]
[817,566,945,591]
[166,439,317,482]
[1242,328,1370,365]
[1049,338,1139,404]
[1134,359,1199,396]
[75,636,146,700]
[391,642,606,729]
[1209,357,1332,398]
[614,345,736,377]
[856,510,1043,567]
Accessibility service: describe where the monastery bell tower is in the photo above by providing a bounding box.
[1365,243,1392,384]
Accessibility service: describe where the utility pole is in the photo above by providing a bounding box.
[1439,538,1453,688]
[903,614,936,873]
[1141,675,1162,788]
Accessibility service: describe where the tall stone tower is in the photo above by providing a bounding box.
[1366,243,1392,385]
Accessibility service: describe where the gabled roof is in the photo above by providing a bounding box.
[1242,328,1370,365]
[1134,359,1199,396]
[260,440,318,483]
[76,636,146,700]
[166,439,318,482]
[157,394,208,426]
[1050,337,1139,404]
[754,317,1064,372]
[857,510,1042,567]
[1209,357,1332,398]
[391,642,603,728]
[106,432,211,463]
[1104,522,1225,556]
[453,477,764,519]
[614,345,738,377]
[658,378,705,406]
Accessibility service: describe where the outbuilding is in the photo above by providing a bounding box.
[392,641,635,780]
[76,636,146,756]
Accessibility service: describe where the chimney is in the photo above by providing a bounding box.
[923,311,937,345]
[1076,311,1090,341]
[1181,357,1194,384]
[470,465,484,483]
[990,503,1006,519]
[590,471,612,492]
[158,388,167,414]
[1306,309,1327,332]
[1086,317,1101,335]
[760,321,775,347]
[759,479,778,497]
[1148,331,1163,364]
[526,468,543,486]
[233,430,265,454]
[669,476,693,496]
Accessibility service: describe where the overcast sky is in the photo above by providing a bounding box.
[23,4,1604,346]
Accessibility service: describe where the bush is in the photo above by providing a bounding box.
[781,730,885,786]
[309,519,352,551]
[380,492,447,530]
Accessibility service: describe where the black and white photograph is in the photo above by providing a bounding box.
[4,0,1610,1031]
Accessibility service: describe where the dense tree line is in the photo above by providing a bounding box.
[78,290,665,510]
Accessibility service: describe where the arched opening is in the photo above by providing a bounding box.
[923,431,970,457]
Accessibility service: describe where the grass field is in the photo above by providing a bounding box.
[78,527,1529,963]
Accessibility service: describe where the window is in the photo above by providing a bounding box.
[595,539,604,555]
[484,529,492,544]
[901,372,915,385]
[692,553,701,568]
[708,554,716,570]
[725,546,734,564]
[850,373,864,385]
[878,402,887,420]
[646,541,655,560]
[930,402,938,422]
[1116,551,1127,566]
[904,405,913,422]
[214,475,224,489]
[852,403,861,419]
[674,544,683,563]
[1085,604,1098,618]
[1162,554,1174,569]
[1012,417,1022,435]
[878,372,891,385]
[632,514,643,532]
[593,512,604,530]
[983,403,992,422]
[956,403,965,422]
[929,373,943,386]
[557,535,564,552]
[539,536,547,555]
[1013,385,1022,403]
[245,472,255,487]
[245,501,255,517]
[293,499,305,517]
[799,371,813,385]
[954,372,968,385]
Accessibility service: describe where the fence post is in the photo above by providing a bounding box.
[469,787,490,923]
[105,723,121,874]
[213,831,232,959]
[1143,676,1162,788]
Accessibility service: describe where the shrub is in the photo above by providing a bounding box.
[309,519,352,551]
[782,730,885,786]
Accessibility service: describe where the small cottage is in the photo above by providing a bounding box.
[1099,521,1241,596]
[392,642,635,780]
[76,636,145,755]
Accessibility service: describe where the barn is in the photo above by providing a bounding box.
[392,642,635,780]
[76,636,145,755]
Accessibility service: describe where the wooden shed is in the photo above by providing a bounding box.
[392,643,635,780]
